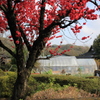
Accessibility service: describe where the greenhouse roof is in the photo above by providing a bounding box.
[38,55,97,70]
[76,59,97,67]
[38,56,78,67]
[49,56,78,66]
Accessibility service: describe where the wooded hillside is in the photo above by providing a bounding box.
[0,37,14,56]
[0,37,89,57]
[42,44,89,56]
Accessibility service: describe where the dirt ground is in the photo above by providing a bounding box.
[25,87,100,100]
[0,87,100,100]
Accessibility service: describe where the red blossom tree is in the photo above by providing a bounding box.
[0,0,99,99]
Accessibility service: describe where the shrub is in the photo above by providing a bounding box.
[32,74,100,94]
[0,73,100,98]
[0,76,11,97]
[27,76,39,95]
[43,69,52,74]
[0,69,5,76]
[0,72,16,98]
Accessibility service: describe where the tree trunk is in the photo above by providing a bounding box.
[10,39,44,100]
[11,68,31,100]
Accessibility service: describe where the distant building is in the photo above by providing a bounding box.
[36,46,98,75]
[37,55,97,75]
[76,46,100,70]
[76,46,95,58]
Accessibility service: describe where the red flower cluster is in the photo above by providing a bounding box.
[49,45,73,56]
[0,0,99,49]
[16,31,21,37]
[81,36,90,40]
[15,40,20,44]
[71,25,82,34]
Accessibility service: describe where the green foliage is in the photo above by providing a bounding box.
[0,63,17,72]
[0,76,11,97]
[0,69,5,76]
[74,74,93,78]
[28,75,54,92]
[0,64,10,71]
[0,72,16,98]
[10,64,17,71]
[43,69,52,74]
[27,76,39,95]
[32,74,100,94]
[11,56,16,65]
[0,73,100,98]
[77,68,82,77]
[28,75,66,93]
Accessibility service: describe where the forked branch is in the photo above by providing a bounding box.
[0,40,16,58]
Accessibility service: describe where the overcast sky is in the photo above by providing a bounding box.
[50,18,100,47]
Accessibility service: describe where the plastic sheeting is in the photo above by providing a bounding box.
[49,56,78,66]
[76,59,97,74]
[37,56,97,74]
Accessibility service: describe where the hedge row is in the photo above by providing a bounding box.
[0,71,100,98]
[32,74,100,93]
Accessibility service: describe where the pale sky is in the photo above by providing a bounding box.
[44,1,100,47]
[50,18,100,47]
[50,1,100,47]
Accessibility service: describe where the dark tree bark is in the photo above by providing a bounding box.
[11,69,29,100]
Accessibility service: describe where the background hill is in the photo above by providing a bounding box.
[0,37,14,56]
[42,44,89,56]
[0,37,89,57]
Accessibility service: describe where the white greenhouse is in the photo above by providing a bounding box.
[37,55,97,75]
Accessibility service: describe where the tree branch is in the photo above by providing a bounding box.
[7,0,13,11]
[0,4,8,13]
[90,0,99,8]
[43,21,57,36]
[0,40,16,58]
[18,26,31,51]
[39,0,46,32]
[59,20,77,28]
